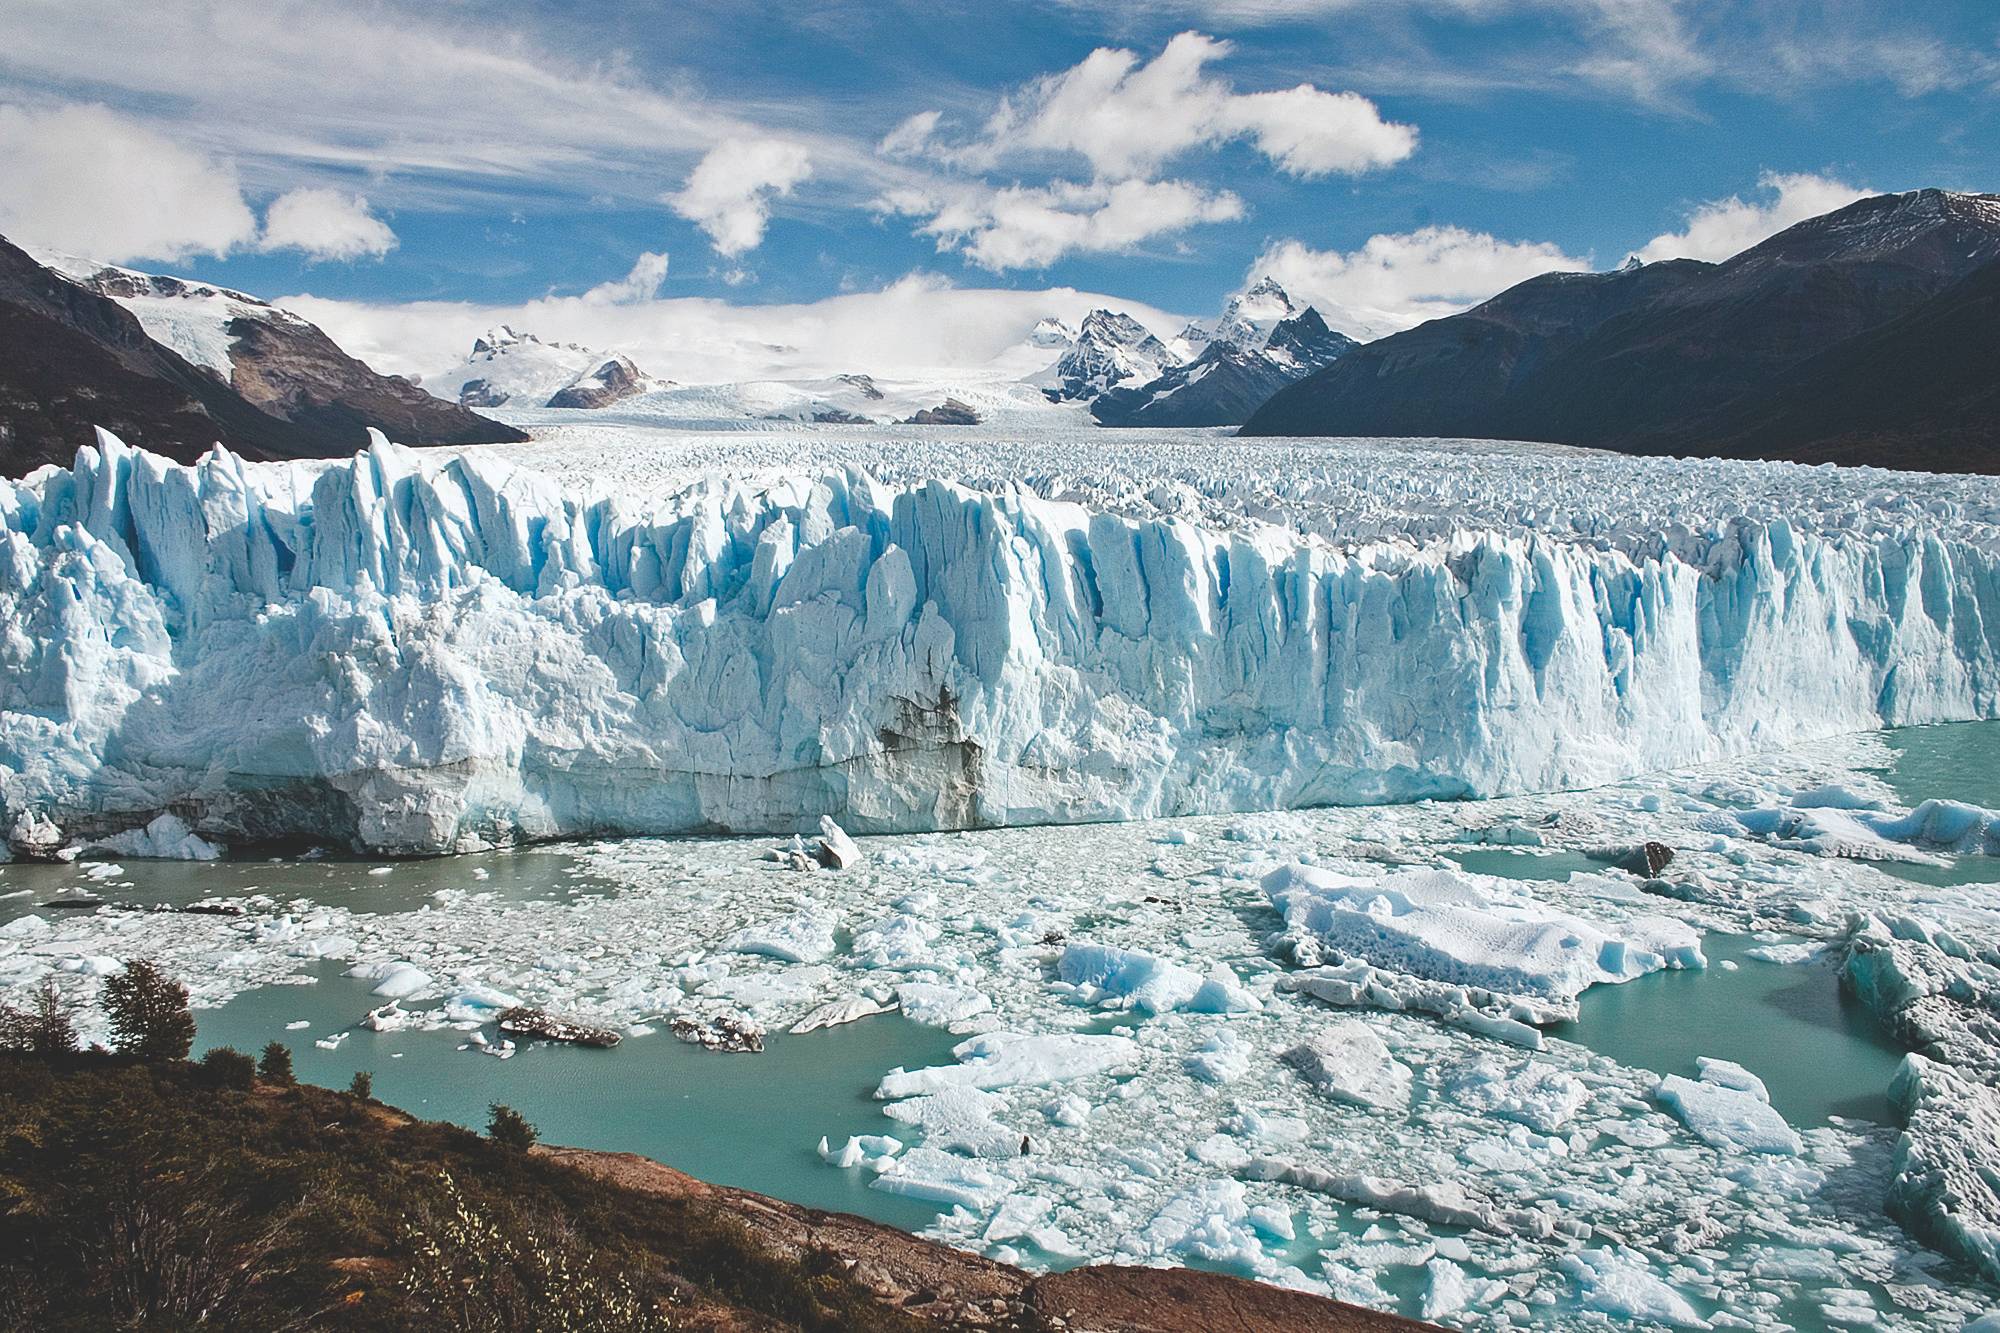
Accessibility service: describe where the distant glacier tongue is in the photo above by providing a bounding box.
[2,429,1998,856]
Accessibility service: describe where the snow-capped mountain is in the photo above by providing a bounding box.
[0,238,523,475]
[1090,283,1356,428]
[1031,309,1180,402]
[544,354,664,409]
[1210,275,1299,349]
[1091,306,1356,428]
[425,326,659,409]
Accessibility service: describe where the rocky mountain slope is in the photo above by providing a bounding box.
[1092,305,1355,428]
[425,325,666,410]
[1089,281,1357,428]
[0,238,523,476]
[1241,190,2000,471]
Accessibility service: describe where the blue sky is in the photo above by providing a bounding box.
[1,0,1996,375]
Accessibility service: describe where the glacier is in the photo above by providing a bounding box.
[5,428,2000,856]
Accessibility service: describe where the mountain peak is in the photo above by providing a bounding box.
[1214,278,1298,349]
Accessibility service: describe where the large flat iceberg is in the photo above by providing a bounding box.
[5,431,2000,854]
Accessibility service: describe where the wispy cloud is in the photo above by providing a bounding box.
[1250,226,1588,337]
[1633,171,1870,263]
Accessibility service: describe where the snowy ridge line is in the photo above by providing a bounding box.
[4,430,2000,856]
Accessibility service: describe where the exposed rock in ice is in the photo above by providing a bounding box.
[12,435,2000,854]
[1560,1247,1710,1328]
[1279,1021,1412,1109]
[1655,1066,1803,1156]
[876,1031,1140,1098]
[816,815,862,870]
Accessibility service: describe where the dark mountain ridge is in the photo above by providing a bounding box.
[1241,189,2000,472]
[0,236,525,478]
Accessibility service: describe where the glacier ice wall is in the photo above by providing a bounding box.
[4,431,2000,855]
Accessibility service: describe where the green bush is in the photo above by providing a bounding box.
[349,1070,373,1099]
[101,961,195,1061]
[197,1046,257,1090]
[258,1041,295,1084]
[487,1103,537,1151]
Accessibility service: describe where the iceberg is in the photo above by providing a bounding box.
[8,433,2000,855]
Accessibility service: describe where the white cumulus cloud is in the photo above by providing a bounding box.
[0,101,258,262]
[887,177,1244,271]
[669,139,813,256]
[1252,226,1588,338]
[1634,171,1871,263]
[964,31,1415,180]
[258,187,397,261]
[581,251,670,304]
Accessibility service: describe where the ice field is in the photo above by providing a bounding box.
[2,425,1999,1327]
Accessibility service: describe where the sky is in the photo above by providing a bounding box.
[0,0,1996,380]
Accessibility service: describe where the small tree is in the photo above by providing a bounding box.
[102,961,196,1061]
[0,977,79,1055]
[348,1070,374,1099]
[197,1046,257,1090]
[487,1104,537,1151]
[257,1041,295,1084]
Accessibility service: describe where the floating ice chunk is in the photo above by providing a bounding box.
[1694,1057,1769,1102]
[351,960,434,999]
[1058,943,1202,1015]
[723,909,839,964]
[85,813,221,861]
[850,913,943,969]
[1242,1160,1556,1237]
[1265,864,1704,1004]
[1421,1258,1507,1320]
[894,981,992,1028]
[1448,1057,1589,1133]
[1560,1247,1710,1328]
[1186,1029,1252,1084]
[1655,1069,1801,1156]
[1280,1021,1411,1110]
[1888,1053,2000,1284]
[882,1085,1019,1157]
[871,1146,1014,1210]
[790,994,894,1033]
[818,1133,903,1170]
[441,984,524,1023]
[876,1031,1140,1098]
[1043,1093,1091,1127]
[1134,1179,1275,1277]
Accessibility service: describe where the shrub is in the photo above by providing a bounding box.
[349,1070,374,1099]
[196,1046,257,1090]
[258,1041,295,1084]
[399,1171,672,1332]
[101,961,195,1061]
[0,977,79,1055]
[487,1104,537,1151]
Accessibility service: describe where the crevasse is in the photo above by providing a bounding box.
[3,430,1998,856]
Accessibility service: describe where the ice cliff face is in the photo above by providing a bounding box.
[5,431,2000,857]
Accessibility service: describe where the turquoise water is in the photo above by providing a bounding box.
[1879,719,2000,810]
[1871,719,2000,889]
[1550,933,1908,1125]
[193,965,962,1232]
[0,844,616,925]
[1448,848,1625,880]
